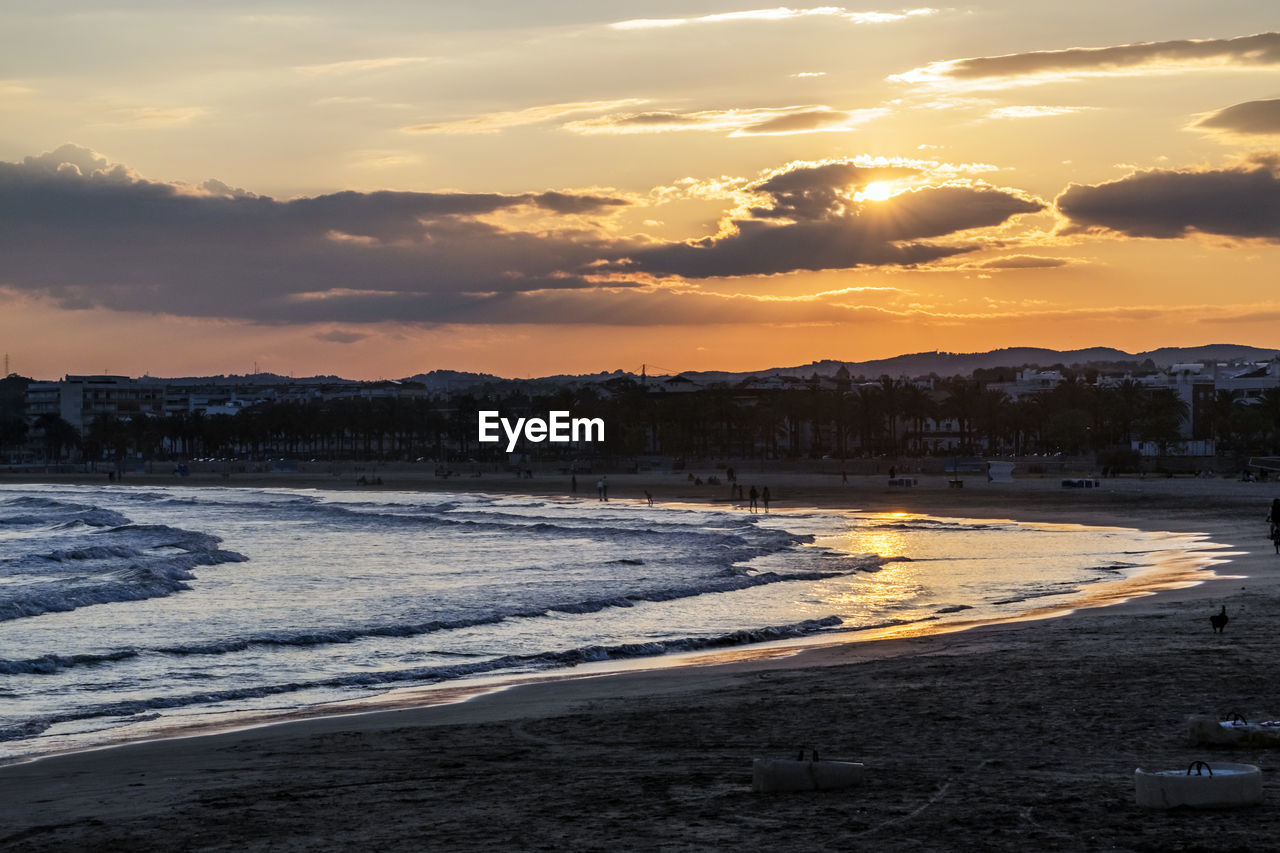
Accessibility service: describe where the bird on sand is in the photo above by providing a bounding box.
[1210,605,1229,634]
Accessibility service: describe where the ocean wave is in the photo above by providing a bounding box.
[52,509,132,528]
[871,519,1000,532]
[0,553,246,622]
[295,500,809,549]
[991,584,1081,606]
[0,649,140,675]
[0,519,248,622]
[6,559,877,674]
[550,562,882,615]
[0,495,130,529]
[0,615,843,743]
[1,496,70,509]
[43,544,146,563]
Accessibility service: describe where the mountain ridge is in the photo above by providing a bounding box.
[53,344,1279,387]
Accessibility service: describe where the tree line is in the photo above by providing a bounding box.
[9,372,1280,468]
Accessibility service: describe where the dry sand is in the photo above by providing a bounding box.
[3,471,1280,851]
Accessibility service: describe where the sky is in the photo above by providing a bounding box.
[2,1,1279,379]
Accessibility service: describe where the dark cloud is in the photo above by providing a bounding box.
[1195,98,1280,135]
[527,191,632,215]
[1056,164,1280,239]
[628,170,1044,277]
[0,145,634,324]
[896,31,1280,82]
[0,146,1042,327]
[750,161,920,221]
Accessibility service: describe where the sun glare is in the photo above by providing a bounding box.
[861,181,892,201]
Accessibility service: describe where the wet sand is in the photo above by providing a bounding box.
[3,472,1280,851]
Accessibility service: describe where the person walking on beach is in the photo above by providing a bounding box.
[596,477,605,501]
[761,487,771,512]
[1269,499,1280,554]
[644,489,654,506]
[748,485,758,513]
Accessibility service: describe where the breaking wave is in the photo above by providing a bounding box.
[2,555,895,675]
[0,503,247,622]
[0,616,843,743]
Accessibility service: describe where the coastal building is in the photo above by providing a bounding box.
[25,375,164,432]
[986,369,1066,401]
[161,385,276,417]
[1101,358,1280,442]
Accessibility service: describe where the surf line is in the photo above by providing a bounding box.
[477,411,605,453]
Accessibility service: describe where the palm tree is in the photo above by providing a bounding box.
[974,388,1012,453]
[0,417,27,459]
[1105,378,1145,446]
[34,413,81,462]
[1035,378,1097,454]
[1007,398,1041,456]
[877,377,906,453]
[853,385,884,455]
[1206,390,1243,449]
[898,383,935,455]
[939,378,981,452]
[1137,389,1190,456]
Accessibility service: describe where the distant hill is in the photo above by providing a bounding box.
[406,369,504,391]
[1135,344,1279,366]
[93,344,1280,390]
[139,372,354,386]
[680,345,1280,384]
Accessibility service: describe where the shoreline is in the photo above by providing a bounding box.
[0,474,1238,762]
[1,512,1226,772]
[3,473,1279,850]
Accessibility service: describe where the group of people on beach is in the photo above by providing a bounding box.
[566,472,771,511]
[746,485,770,513]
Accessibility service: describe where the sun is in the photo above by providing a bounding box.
[861,181,892,201]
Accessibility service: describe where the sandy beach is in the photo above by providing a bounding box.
[3,470,1280,851]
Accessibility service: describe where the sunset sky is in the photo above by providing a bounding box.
[2,1,1279,379]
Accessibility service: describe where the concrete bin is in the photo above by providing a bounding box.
[1135,761,1262,809]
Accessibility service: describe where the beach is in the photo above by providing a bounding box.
[2,471,1279,851]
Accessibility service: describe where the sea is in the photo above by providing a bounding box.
[0,484,1227,763]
